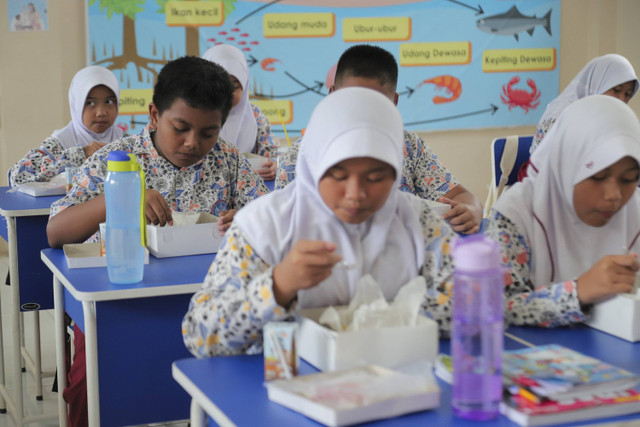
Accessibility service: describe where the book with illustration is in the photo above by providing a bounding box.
[500,388,640,426]
[502,344,639,401]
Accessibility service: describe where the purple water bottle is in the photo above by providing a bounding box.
[451,235,504,420]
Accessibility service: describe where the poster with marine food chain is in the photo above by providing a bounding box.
[88,0,560,134]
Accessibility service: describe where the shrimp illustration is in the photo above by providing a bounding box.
[261,58,281,71]
[418,75,462,104]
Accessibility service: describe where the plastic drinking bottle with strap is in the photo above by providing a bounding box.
[104,151,146,284]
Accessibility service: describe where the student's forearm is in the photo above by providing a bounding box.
[47,195,106,248]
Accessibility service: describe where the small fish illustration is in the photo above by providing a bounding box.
[218,31,228,35]
[231,28,240,32]
[226,36,235,41]
[418,75,462,104]
[477,5,551,41]
[207,38,216,42]
[261,57,281,71]
[241,33,249,37]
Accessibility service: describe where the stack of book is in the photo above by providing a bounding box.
[501,344,640,426]
[433,345,640,426]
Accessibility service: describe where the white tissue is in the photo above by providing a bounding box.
[171,211,218,226]
[318,275,427,332]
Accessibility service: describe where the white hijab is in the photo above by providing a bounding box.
[235,87,426,308]
[494,95,640,286]
[202,44,258,153]
[538,54,639,125]
[51,66,124,149]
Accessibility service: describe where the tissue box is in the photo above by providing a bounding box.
[16,181,66,197]
[586,293,640,342]
[243,153,269,170]
[146,219,222,258]
[63,243,149,268]
[297,307,438,372]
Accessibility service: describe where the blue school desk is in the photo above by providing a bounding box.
[507,324,640,377]
[0,186,61,426]
[40,248,215,426]
[172,327,640,427]
[172,338,527,427]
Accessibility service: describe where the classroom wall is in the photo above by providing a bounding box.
[0,0,639,203]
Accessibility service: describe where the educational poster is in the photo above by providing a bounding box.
[88,0,560,135]
[8,0,47,32]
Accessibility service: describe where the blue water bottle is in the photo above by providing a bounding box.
[104,151,146,284]
[451,235,504,420]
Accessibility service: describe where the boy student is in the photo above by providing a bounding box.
[183,88,456,357]
[47,56,269,248]
[275,44,483,234]
[46,56,268,427]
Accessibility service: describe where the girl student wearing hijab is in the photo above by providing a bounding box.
[203,44,279,180]
[532,54,639,154]
[9,65,124,187]
[182,87,457,357]
[486,95,640,328]
[518,54,639,181]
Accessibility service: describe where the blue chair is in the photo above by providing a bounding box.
[484,135,533,214]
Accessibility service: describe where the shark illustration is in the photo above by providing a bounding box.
[477,5,552,41]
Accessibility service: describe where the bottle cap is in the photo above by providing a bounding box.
[452,235,501,273]
[107,150,140,172]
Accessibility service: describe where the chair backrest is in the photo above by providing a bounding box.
[492,135,533,187]
[484,135,533,216]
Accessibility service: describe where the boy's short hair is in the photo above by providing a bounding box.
[152,56,234,122]
[334,45,398,91]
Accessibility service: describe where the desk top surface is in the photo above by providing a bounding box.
[508,324,640,376]
[0,186,61,217]
[173,327,640,427]
[41,247,213,302]
[172,354,522,427]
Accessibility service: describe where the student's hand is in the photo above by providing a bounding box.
[83,141,106,158]
[145,189,172,226]
[576,254,639,304]
[217,209,236,234]
[272,240,342,307]
[257,160,276,181]
[439,196,481,234]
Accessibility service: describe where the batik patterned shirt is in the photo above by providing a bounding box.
[50,125,269,241]
[530,117,557,154]
[251,104,279,157]
[275,130,458,201]
[182,202,457,357]
[9,136,88,187]
[485,210,587,327]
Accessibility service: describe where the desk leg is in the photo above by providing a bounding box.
[53,277,68,426]
[82,300,100,427]
[0,277,5,412]
[19,314,25,372]
[190,399,205,427]
[32,311,43,399]
[7,216,24,423]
